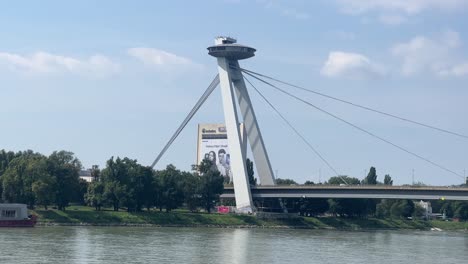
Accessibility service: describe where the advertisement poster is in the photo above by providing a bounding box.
[197,124,232,182]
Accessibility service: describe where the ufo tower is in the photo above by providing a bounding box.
[208,37,276,212]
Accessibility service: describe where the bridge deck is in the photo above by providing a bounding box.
[221,186,468,200]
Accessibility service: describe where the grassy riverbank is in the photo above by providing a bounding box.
[31,206,468,231]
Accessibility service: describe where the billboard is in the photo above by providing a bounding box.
[197,124,232,182]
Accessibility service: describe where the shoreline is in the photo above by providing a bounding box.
[34,222,468,232]
[30,207,468,231]
[32,207,468,232]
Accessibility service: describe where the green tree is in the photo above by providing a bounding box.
[193,158,224,213]
[2,153,49,208]
[304,180,315,185]
[454,202,468,220]
[327,176,360,185]
[439,201,455,218]
[327,198,370,217]
[275,178,297,185]
[100,157,130,211]
[0,149,23,201]
[199,169,224,213]
[363,167,377,185]
[156,164,185,212]
[390,200,414,218]
[412,203,426,219]
[32,178,55,210]
[91,165,100,181]
[384,174,393,185]
[298,198,328,216]
[76,178,88,205]
[182,172,200,212]
[376,199,392,218]
[246,158,257,186]
[85,181,105,211]
[47,151,82,210]
[327,199,342,216]
[129,165,155,211]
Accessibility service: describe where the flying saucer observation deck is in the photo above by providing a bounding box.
[207,37,256,60]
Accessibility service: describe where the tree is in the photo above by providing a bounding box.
[0,149,23,202]
[298,198,328,216]
[327,198,370,217]
[377,199,417,219]
[390,200,414,218]
[363,167,377,185]
[85,181,105,211]
[199,169,224,213]
[275,178,297,185]
[327,199,342,216]
[130,165,155,211]
[327,176,360,185]
[2,153,50,208]
[32,179,55,210]
[454,202,468,220]
[47,151,82,210]
[156,164,185,212]
[376,199,391,218]
[194,159,225,213]
[91,165,100,181]
[439,201,455,218]
[413,203,426,219]
[384,174,393,185]
[246,158,257,186]
[304,180,315,185]
[76,178,88,205]
[182,172,200,212]
[100,157,152,212]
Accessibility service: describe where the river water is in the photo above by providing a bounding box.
[0,227,467,264]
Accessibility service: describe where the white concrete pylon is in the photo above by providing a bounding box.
[208,37,276,212]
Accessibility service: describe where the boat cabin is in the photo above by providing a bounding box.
[0,204,29,220]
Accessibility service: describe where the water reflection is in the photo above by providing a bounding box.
[0,227,467,264]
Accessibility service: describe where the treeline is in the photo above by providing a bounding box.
[0,150,224,213]
[274,166,468,220]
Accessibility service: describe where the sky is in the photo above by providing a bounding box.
[1,0,467,186]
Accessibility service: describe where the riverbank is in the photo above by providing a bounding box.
[31,206,468,231]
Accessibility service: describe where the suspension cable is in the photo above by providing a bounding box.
[244,76,348,185]
[243,71,465,180]
[150,75,220,169]
[241,68,468,140]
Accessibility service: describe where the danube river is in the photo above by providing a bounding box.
[1,227,467,263]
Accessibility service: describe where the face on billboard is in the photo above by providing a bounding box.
[218,150,226,165]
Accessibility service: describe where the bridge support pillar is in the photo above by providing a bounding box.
[209,37,276,213]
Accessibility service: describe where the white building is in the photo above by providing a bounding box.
[79,169,93,183]
[0,204,29,220]
[417,200,432,219]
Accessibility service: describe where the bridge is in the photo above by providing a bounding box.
[221,186,468,201]
[152,36,468,213]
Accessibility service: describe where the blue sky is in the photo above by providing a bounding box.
[1,0,467,185]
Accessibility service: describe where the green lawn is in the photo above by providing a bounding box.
[30,206,467,231]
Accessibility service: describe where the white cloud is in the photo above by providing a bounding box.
[127,47,203,74]
[391,30,468,77]
[127,47,194,66]
[337,0,468,15]
[438,63,468,77]
[0,51,120,77]
[321,51,385,79]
